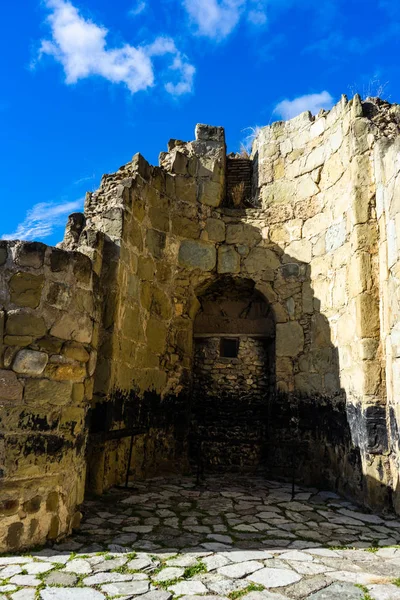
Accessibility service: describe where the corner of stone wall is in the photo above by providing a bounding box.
[81,124,229,494]
[0,240,99,551]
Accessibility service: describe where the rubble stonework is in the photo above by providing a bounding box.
[1,94,400,551]
[0,241,100,550]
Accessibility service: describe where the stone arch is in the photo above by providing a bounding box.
[190,275,276,472]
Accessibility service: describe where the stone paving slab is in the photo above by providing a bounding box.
[1,475,400,600]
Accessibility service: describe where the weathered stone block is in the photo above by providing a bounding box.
[294,372,322,394]
[178,240,216,271]
[6,522,24,549]
[9,272,44,308]
[195,123,225,143]
[63,342,90,363]
[6,310,47,338]
[175,176,197,204]
[38,337,63,354]
[73,253,93,286]
[15,242,46,269]
[356,292,380,338]
[360,338,378,360]
[50,314,93,344]
[50,248,71,272]
[0,499,19,516]
[3,335,34,347]
[285,239,312,263]
[172,216,200,239]
[46,492,59,512]
[72,382,85,403]
[244,248,280,273]
[198,180,222,207]
[171,151,188,175]
[148,286,172,320]
[12,349,48,376]
[23,495,41,514]
[295,174,319,200]
[326,220,346,253]
[0,369,23,400]
[146,319,168,354]
[146,229,166,259]
[138,256,155,281]
[217,246,240,274]
[0,242,7,266]
[121,305,145,341]
[226,223,262,245]
[276,321,304,357]
[24,379,73,406]
[136,346,159,368]
[45,363,87,382]
[149,208,169,232]
[349,252,371,297]
[205,218,225,242]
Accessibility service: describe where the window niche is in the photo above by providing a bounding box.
[191,277,276,471]
[220,337,239,358]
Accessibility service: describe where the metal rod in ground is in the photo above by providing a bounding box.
[291,445,296,500]
[125,433,135,488]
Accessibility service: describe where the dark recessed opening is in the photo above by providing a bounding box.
[220,337,239,358]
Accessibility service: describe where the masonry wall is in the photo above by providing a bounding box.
[67,100,399,508]
[374,135,400,512]
[79,126,227,492]
[0,241,99,551]
[2,95,400,553]
[250,96,396,506]
[192,336,271,470]
[72,107,379,502]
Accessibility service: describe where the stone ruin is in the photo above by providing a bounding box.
[1,94,400,552]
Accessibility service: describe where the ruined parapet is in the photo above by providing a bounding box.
[60,212,86,251]
[0,241,99,551]
[159,123,226,207]
[68,104,400,508]
[3,97,400,552]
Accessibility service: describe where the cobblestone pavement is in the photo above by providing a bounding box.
[1,476,400,600]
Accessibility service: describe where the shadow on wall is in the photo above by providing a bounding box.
[186,234,391,512]
[85,219,392,513]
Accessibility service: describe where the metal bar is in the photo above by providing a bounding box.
[193,333,274,339]
[89,428,147,443]
[125,433,135,489]
[291,445,296,500]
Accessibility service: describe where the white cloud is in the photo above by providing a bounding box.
[165,56,196,96]
[74,173,96,186]
[38,0,194,95]
[274,91,334,120]
[1,199,83,241]
[128,1,146,17]
[182,0,267,40]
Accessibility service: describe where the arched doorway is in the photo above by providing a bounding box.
[190,277,275,472]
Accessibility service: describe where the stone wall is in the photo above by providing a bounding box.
[3,95,400,552]
[64,100,400,508]
[374,133,400,513]
[192,336,272,470]
[0,241,99,551]
[251,95,391,507]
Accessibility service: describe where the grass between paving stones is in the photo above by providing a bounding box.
[355,584,374,600]
[32,565,87,599]
[393,578,400,587]
[228,584,265,600]
[152,560,207,589]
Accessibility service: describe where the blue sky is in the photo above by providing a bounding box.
[1,0,399,246]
